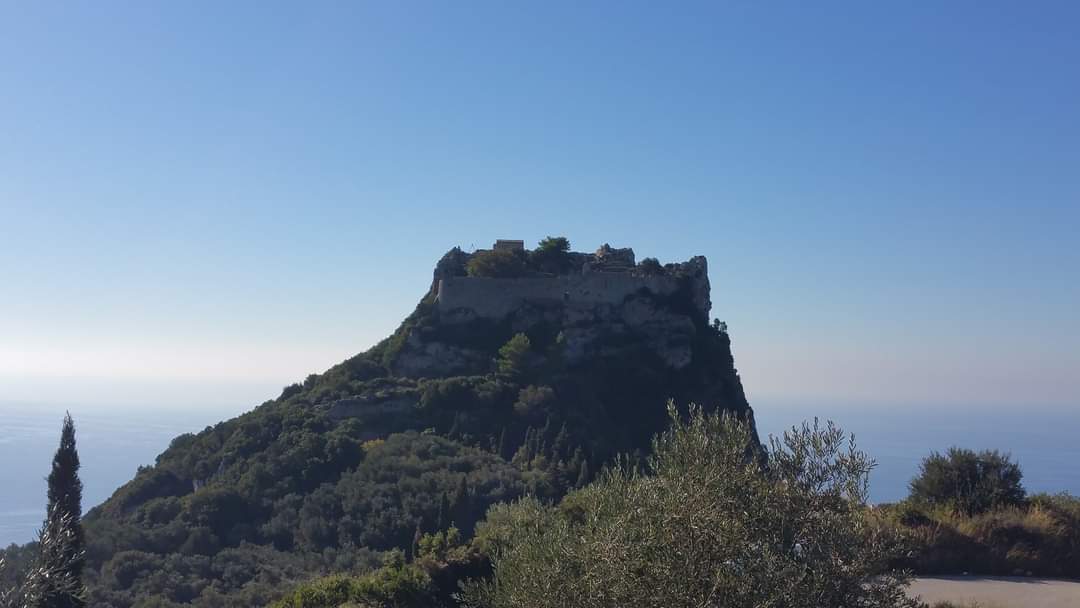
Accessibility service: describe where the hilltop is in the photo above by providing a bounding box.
[58,238,754,607]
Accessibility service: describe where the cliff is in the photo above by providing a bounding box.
[390,245,713,377]
[70,239,755,607]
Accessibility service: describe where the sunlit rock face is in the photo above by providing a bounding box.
[391,244,712,378]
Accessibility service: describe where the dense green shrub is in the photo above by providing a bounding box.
[885,492,1080,578]
[529,236,571,274]
[511,385,554,422]
[909,447,1025,515]
[462,405,918,608]
[271,561,436,608]
[496,334,531,378]
[466,250,526,278]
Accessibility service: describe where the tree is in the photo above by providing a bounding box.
[512,385,554,422]
[3,509,86,608]
[536,236,570,253]
[466,249,527,278]
[0,555,15,608]
[531,236,571,274]
[463,404,918,608]
[574,459,590,489]
[38,413,86,608]
[450,476,471,531]
[909,447,1026,515]
[3,415,88,608]
[496,334,531,378]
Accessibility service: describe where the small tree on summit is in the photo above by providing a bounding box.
[467,249,527,278]
[531,236,571,274]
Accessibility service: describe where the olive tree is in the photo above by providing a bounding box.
[463,403,919,608]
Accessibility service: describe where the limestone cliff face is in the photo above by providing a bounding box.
[390,247,715,379]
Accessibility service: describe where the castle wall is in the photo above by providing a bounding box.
[436,273,685,319]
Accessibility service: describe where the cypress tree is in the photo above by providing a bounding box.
[551,423,570,459]
[523,427,536,463]
[497,427,509,460]
[576,459,591,489]
[450,476,470,531]
[436,492,451,530]
[37,412,85,608]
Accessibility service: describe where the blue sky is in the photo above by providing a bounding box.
[1,1,1077,411]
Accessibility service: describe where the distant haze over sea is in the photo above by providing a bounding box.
[1,399,1077,548]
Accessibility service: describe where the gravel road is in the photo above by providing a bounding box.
[909,576,1080,608]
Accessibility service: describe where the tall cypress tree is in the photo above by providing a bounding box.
[576,459,591,489]
[38,412,85,608]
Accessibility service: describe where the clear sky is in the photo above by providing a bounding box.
[2,1,1077,412]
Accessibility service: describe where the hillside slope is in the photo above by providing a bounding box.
[73,241,755,607]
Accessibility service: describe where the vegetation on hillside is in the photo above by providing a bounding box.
[465,236,571,278]
[9,240,1070,606]
[881,449,1080,578]
[466,249,527,278]
[0,241,753,607]
[908,448,1026,515]
[278,406,921,608]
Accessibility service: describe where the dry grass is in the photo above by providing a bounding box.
[881,494,1080,578]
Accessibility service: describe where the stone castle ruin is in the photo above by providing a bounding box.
[433,240,710,323]
[385,240,715,377]
[319,238,744,462]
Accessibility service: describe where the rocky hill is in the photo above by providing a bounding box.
[66,239,755,607]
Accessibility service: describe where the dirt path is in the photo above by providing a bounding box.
[909,576,1080,608]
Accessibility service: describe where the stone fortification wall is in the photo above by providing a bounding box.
[436,272,687,320]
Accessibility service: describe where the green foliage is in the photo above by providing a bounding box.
[884,492,1080,578]
[466,250,526,278]
[20,246,754,607]
[530,237,571,274]
[0,543,36,606]
[496,334,531,378]
[416,526,467,563]
[909,447,1026,515]
[2,508,87,608]
[270,560,436,608]
[32,413,87,608]
[511,385,553,421]
[535,236,569,253]
[369,297,437,371]
[463,405,918,608]
[183,487,249,541]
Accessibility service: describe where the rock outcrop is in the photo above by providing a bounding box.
[390,244,715,378]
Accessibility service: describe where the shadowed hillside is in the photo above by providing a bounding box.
[20,239,757,607]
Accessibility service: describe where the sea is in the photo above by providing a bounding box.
[1,399,1078,548]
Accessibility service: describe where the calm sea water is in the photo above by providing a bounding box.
[0,402,248,548]
[1,400,1077,547]
[754,401,1080,505]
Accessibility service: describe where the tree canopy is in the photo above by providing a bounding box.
[909,447,1026,515]
[465,250,527,278]
[462,405,918,608]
